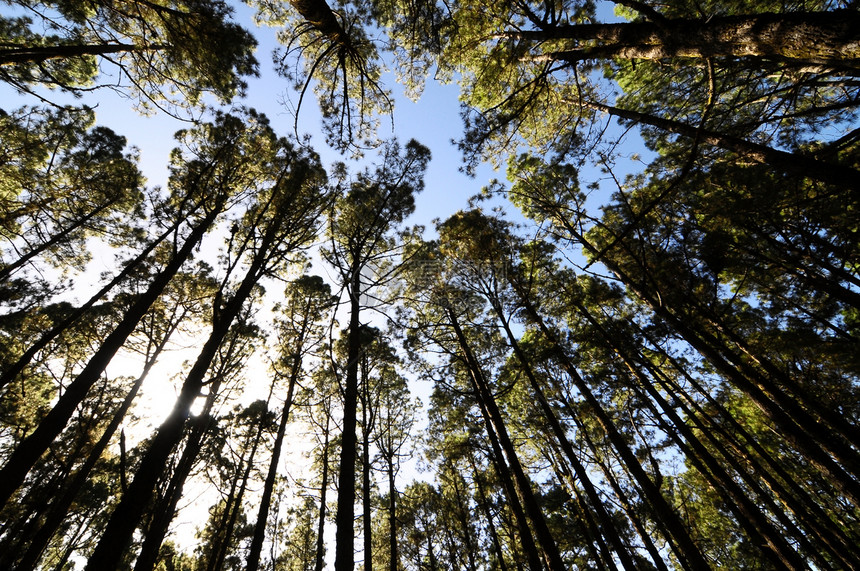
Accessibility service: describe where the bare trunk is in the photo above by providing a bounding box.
[246,361,302,571]
[85,189,290,568]
[0,43,164,65]
[334,265,362,571]
[10,331,171,571]
[490,298,638,571]
[521,10,860,69]
[314,403,332,571]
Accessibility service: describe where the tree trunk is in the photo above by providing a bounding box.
[0,220,180,391]
[448,468,479,571]
[576,423,670,571]
[478,412,543,571]
[386,455,397,571]
[558,213,860,506]
[288,0,348,45]
[335,264,362,571]
[211,415,266,571]
[0,43,164,65]
[634,326,860,568]
[0,203,222,508]
[447,308,566,571]
[583,99,860,190]
[522,10,860,70]
[85,189,290,568]
[245,360,302,571]
[540,440,610,570]
[470,463,511,571]
[133,403,217,571]
[134,330,247,571]
[490,298,638,571]
[315,400,332,571]
[361,360,373,571]
[12,324,175,571]
[511,290,710,569]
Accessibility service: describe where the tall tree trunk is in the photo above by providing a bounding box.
[0,203,223,508]
[386,454,398,571]
[0,220,181,391]
[0,43,164,65]
[11,322,177,571]
[446,308,567,571]
[470,462,511,571]
[335,265,362,571]
[575,423,670,571]
[246,359,303,571]
[558,214,860,506]
[573,301,816,568]
[361,365,373,571]
[447,468,479,571]
[315,399,332,571]
[85,190,290,568]
[133,399,218,571]
[478,412,543,571]
[511,291,710,569]
[522,10,860,69]
[489,298,638,571]
[211,415,266,571]
[134,328,248,571]
[540,440,610,570]
[582,99,860,190]
[634,326,860,568]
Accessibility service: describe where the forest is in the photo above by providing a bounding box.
[0,0,858,569]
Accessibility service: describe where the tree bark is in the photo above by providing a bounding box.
[0,43,166,65]
[211,414,266,571]
[361,355,374,571]
[334,264,362,571]
[470,462,511,571]
[638,329,860,566]
[288,0,348,45]
[133,404,217,571]
[577,302,807,569]
[556,213,860,505]
[314,400,332,571]
[520,10,860,70]
[386,455,398,571]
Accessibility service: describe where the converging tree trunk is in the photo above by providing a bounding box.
[0,202,224,508]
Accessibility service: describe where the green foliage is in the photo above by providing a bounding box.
[0,105,144,281]
[0,0,258,111]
